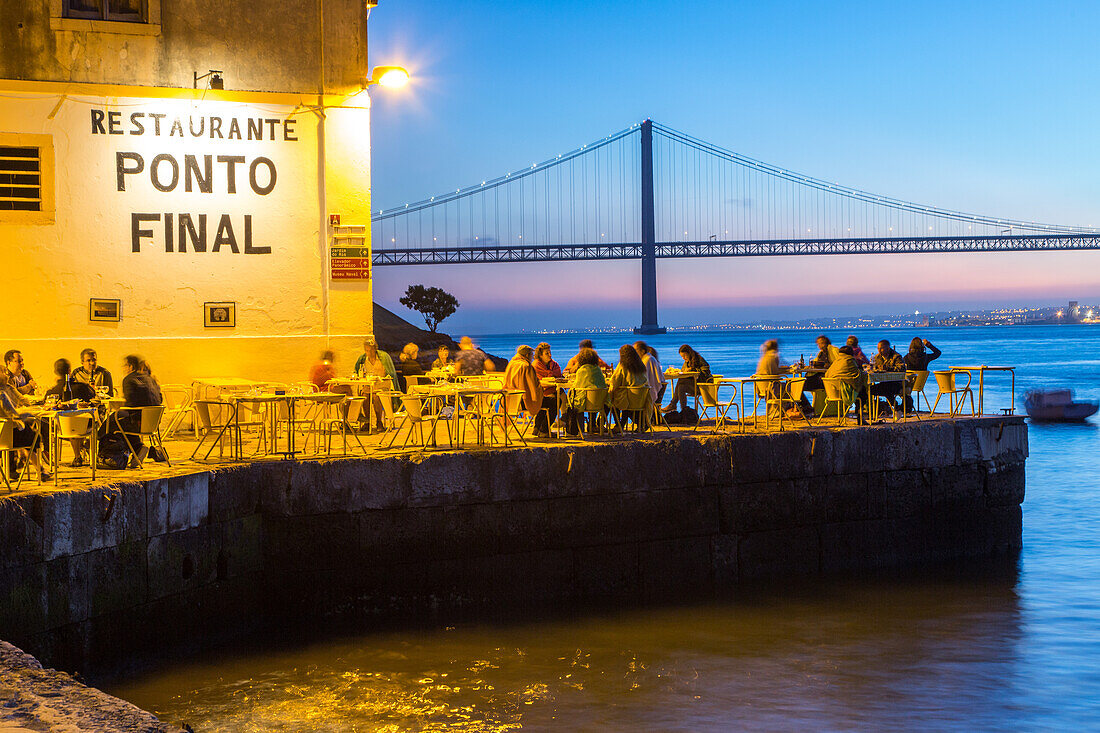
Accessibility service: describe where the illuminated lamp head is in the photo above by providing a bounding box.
[366,65,410,89]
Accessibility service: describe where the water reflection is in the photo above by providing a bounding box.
[109,327,1100,730]
[113,567,1026,731]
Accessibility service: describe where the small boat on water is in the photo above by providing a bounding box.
[1024,390,1099,422]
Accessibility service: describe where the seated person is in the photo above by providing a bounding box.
[431,345,453,370]
[609,345,649,427]
[824,345,868,424]
[45,358,96,403]
[662,344,713,413]
[904,337,941,371]
[564,339,610,373]
[353,338,397,432]
[846,336,870,367]
[533,343,563,438]
[71,348,114,396]
[453,336,494,376]
[903,338,941,412]
[3,350,37,396]
[101,354,162,468]
[0,370,49,481]
[803,335,841,392]
[756,339,805,413]
[634,341,666,406]
[870,340,906,410]
[45,359,96,467]
[564,348,607,435]
[309,350,336,392]
[397,343,425,390]
[502,346,542,431]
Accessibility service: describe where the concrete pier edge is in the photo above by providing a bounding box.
[0,416,1026,728]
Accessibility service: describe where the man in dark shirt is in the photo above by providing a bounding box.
[71,348,114,397]
[870,340,906,410]
[453,337,493,376]
[104,354,162,466]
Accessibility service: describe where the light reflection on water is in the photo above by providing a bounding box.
[110,327,1100,731]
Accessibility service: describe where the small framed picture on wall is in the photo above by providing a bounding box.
[204,301,236,328]
[89,298,121,322]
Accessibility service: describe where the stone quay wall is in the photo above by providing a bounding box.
[0,417,1027,675]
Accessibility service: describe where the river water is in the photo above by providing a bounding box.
[111,326,1100,731]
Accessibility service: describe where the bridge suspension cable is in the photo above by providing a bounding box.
[371,119,1099,261]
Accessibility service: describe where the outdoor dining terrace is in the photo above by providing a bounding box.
[1,364,1018,494]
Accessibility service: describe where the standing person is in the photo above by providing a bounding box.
[633,341,666,405]
[71,348,114,396]
[0,371,49,481]
[609,344,649,428]
[846,336,870,367]
[564,339,610,373]
[663,345,712,414]
[533,343,563,438]
[453,336,493,376]
[3,350,37,396]
[309,350,336,392]
[397,343,425,390]
[904,338,942,412]
[502,346,542,433]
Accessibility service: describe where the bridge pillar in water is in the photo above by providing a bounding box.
[634,119,666,335]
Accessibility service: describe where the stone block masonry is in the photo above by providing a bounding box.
[0,417,1026,676]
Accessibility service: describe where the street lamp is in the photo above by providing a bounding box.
[366,65,410,89]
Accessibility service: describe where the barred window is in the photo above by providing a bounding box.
[64,0,146,22]
[0,147,41,212]
[0,134,53,224]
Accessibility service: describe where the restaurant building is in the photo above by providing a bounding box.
[0,0,376,385]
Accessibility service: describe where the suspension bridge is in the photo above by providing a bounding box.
[372,120,1100,333]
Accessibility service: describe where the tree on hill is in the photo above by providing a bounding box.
[399,285,459,333]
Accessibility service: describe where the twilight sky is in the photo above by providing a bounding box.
[367,1,1100,333]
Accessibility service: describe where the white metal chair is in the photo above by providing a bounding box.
[572,387,609,439]
[697,382,740,431]
[607,385,653,434]
[384,393,450,450]
[497,391,531,447]
[53,410,97,485]
[931,370,975,417]
[905,370,932,417]
[453,390,501,446]
[0,419,22,491]
[308,394,363,456]
[112,405,169,468]
[765,377,809,431]
[191,399,248,460]
[159,384,193,438]
[815,378,860,426]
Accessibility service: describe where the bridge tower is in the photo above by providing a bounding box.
[634,119,666,335]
